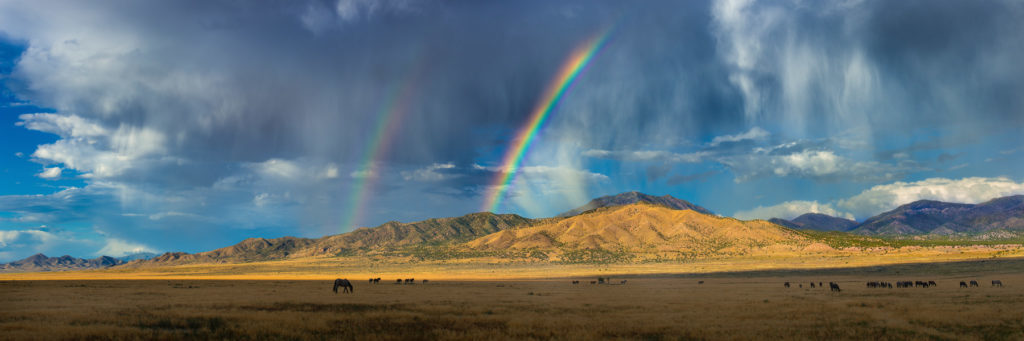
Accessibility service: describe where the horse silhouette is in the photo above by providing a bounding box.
[829,282,841,292]
[960,281,968,288]
[970,280,979,287]
[992,280,1003,287]
[333,279,353,294]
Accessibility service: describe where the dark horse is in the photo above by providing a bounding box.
[333,278,353,294]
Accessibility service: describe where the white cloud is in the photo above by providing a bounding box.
[37,167,62,179]
[401,162,456,181]
[721,147,905,182]
[147,211,201,221]
[709,126,769,146]
[95,238,156,257]
[837,177,1024,218]
[733,200,854,220]
[0,229,58,249]
[582,149,707,163]
[323,163,340,179]
[19,113,168,178]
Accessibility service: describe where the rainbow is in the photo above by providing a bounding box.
[341,67,422,231]
[481,29,613,212]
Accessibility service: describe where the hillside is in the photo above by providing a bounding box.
[0,254,124,273]
[770,213,858,232]
[852,195,1024,235]
[468,203,812,260]
[557,191,713,217]
[131,212,534,266]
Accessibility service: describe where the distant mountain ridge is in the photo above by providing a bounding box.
[0,254,124,273]
[770,213,858,232]
[557,192,713,217]
[851,195,1024,235]
[128,212,534,266]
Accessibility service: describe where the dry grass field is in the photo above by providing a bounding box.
[4,258,1024,340]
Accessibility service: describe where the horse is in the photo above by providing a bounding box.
[829,282,841,292]
[374,278,381,284]
[928,281,936,287]
[784,282,790,288]
[422,279,429,284]
[960,281,968,288]
[396,279,403,284]
[572,280,579,285]
[698,280,704,285]
[333,278,353,294]
[970,280,979,287]
[620,280,627,285]
[992,280,1003,287]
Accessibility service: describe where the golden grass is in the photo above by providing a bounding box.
[3,259,1024,340]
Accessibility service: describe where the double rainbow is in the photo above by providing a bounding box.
[481,29,613,213]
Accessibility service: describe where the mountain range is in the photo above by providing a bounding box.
[771,195,1024,236]
[5,192,1024,272]
[0,252,158,273]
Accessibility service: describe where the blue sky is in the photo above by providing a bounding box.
[1,0,1023,261]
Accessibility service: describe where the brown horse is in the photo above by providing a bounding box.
[333,279,353,294]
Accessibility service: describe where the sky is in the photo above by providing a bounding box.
[1,0,1024,261]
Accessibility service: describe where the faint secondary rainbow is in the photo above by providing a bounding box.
[342,67,422,231]
[481,28,613,212]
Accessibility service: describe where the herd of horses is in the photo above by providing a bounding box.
[333,277,1006,294]
[782,279,1006,292]
[571,277,627,285]
[332,277,430,293]
[784,281,842,291]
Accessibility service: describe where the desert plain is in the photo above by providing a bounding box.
[4,255,1024,340]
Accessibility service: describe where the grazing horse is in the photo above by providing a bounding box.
[590,281,597,284]
[928,281,936,287]
[374,278,381,284]
[784,282,790,288]
[992,280,1003,287]
[369,278,374,284]
[829,282,841,292]
[698,281,704,285]
[422,279,429,284]
[333,279,353,294]
[970,280,979,287]
[810,282,815,288]
[960,281,968,288]
[572,280,579,285]
[396,279,403,284]
[620,280,627,285]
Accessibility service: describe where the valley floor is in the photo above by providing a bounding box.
[3,258,1024,340]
